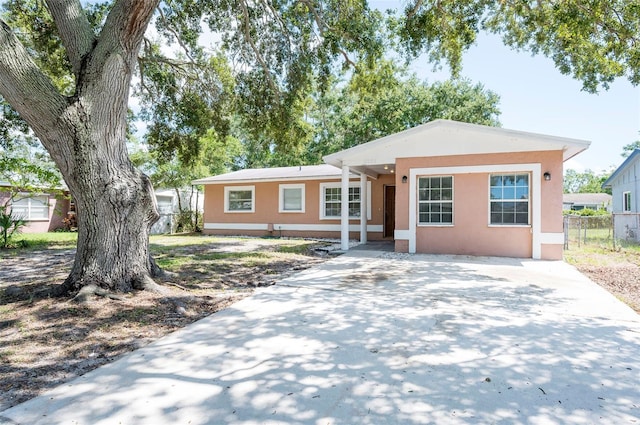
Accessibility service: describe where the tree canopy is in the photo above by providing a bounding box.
[564,168,613,194]
[622,136,640,157]
[0,0,637,293]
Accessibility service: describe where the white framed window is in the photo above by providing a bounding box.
[418,176,453,225]
[224,186,255,213]
[320,182,371,220]
[11,194,49,220]
[623,191,632,212]
[489,173,530,225]
[279,184,305,213]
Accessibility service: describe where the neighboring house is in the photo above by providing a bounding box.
[0,182,70,233]
[1,181,201,235]
[602,149,640,213]
[562,193,612,212]
[150,188,204,234]
[601,149,640,242]
[194,119,590,260]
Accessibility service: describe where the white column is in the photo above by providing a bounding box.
[360,172,368,244]
[341,165,350,250]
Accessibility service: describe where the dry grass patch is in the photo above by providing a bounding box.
[0,234,333,410]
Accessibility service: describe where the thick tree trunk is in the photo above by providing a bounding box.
[62,158,160,293]
[0,1,162,294]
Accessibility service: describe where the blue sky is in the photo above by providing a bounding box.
[395,29,639,174]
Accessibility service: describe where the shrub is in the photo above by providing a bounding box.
[0,206,27,249]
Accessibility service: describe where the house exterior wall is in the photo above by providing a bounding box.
[0,188,69,233]
[393,151,564,260]
[201,175,394,239]
[609,158,639,213]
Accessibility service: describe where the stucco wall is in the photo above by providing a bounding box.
[394,151,564,259]
[201,175,395,240]
[0,189,69,233]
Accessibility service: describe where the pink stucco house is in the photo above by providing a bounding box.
[194,120,590,260]
[0,183,71,233]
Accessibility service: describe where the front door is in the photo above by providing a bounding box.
[384,185,396,238]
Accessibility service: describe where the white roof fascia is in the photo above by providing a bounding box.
[324,119,591,168]
[191,164,370,185]
[192,174,362,185]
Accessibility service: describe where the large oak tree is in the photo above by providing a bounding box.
[0,0,637,295]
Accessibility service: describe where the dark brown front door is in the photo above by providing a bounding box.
[384,185,396,238]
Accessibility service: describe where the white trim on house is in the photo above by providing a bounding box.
[623,191,632,212]
[278,183,305,213]
[10,193,50,221]
[193,164,352,185]
[203,222,384,232]
[224,185,255,213]
[204,223,269,230]
[319,181,372,221]
[486,172,531,227]
[324,119,590,178]
[406,163,543,259]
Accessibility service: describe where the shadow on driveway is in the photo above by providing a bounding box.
[2,251,639,425]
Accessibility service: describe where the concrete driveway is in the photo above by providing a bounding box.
[2,250,639,425]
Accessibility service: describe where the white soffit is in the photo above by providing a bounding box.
[193,164,351,185]
[323,119,591,168]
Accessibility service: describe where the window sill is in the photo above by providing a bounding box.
[487,224,531,228]
[417,224,454,227]
[279,210,305,214]
[224,210,255,214]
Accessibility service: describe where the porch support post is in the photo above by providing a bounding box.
[360,172,367,244]
[341,164,350,251]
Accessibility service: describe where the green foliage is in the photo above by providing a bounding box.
[398,0,640,93]
[564,169,612,194]
[564,208,610,217]
[0,205,26,249]
[622,137,640,157]
[1,0,109,94]
[300,59,501,165]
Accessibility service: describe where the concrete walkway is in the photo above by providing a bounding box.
[2,250,639,425]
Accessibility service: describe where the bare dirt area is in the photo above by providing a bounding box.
[0,235,334,411]
[565,247,640,313]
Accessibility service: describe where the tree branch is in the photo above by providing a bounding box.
[297,0,357,68]
[0,20,67,144]
[97,0,159,61]
[238,0,280,100]
[155,6,198,64]
[44,0,95,78]
[406,0,424,20]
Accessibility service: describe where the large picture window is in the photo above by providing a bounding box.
[224,186,255,213]
[279,184,305,213]
[11,195,49,220]
[490,174,529,225]
[418,176,453,225]
[623,191,632,212]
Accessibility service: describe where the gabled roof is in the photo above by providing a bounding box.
[193,164,349,185]
[602,149,640,189]
[324,119,591,178]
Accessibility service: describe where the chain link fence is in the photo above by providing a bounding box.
[564,213,640,250]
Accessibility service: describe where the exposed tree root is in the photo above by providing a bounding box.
[133,274,171,295]
[71,284,126,303]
